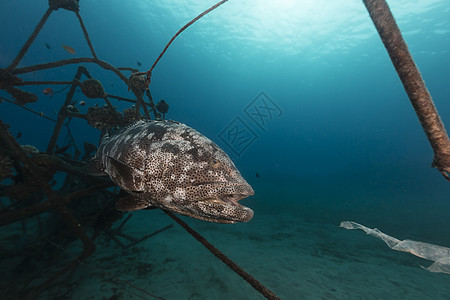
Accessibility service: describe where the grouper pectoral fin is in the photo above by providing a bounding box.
[107,156,145,191]
[85,158,107,176]
[115,195,151,211]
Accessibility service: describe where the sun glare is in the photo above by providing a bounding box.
[142,0,447,57]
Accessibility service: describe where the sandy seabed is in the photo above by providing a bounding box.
[19,204,447,300]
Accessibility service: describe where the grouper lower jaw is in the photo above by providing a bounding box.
[174,182,254,223]
[185,196,254,224]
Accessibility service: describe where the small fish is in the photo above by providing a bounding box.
[62,44,76,54]
[45,42,51,49]
[42,87,53,96]
[256,172,260,178]
[79,100,86,106]
[16,132,22,139]
[156,100,169,120]
[66,105,79,113]
[137,61,142,67]
[156,100,169,114]
[90,120,254,223]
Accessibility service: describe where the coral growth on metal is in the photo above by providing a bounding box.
[0,2,169,298]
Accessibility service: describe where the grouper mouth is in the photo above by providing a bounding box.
[145,179,254,224]
[192,194,254,224]
[173,181,255,223]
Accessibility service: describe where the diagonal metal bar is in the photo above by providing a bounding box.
[76,11,98,60]
[164,211,281,300]
[6,8,53,72]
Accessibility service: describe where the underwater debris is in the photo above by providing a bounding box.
[165,210,281,300]
[0,70,38,105]
[122,107,143,124]
[0,153,14,179]
[130,0,231,90]
[2,0,448,298]
[0,0,284,298]
[128,73,147,98]
[81,78,105,98]
[0,68,22,89]
[103,215,173,250]
[49,0,80,12]
[0,96,57,122]
[340,221,450,275]
[10,88,38,105]
[145,90,160,120]
[55,144,71,155]
[3,181,44,205]
[84,106,118,130]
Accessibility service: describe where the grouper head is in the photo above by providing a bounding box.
[96,120,254,224]
[147,148,255,223]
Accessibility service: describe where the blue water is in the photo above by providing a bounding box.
[1,0,450,298]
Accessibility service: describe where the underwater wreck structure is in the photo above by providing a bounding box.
[1,0,450,298]
[0,0,279,298]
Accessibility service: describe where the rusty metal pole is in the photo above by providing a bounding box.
[362,0,450,180]
[6,8,53,72]
[164,211,281,300]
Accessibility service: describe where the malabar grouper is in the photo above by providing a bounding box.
[91,120,254,223]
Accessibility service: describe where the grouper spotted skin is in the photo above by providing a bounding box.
[92,120,254,223]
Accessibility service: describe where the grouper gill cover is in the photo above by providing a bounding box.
[92,119,254,223]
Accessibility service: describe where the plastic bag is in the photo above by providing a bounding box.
[340,221,450,274]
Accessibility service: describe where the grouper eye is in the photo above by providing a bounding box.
[209,159,221,168]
